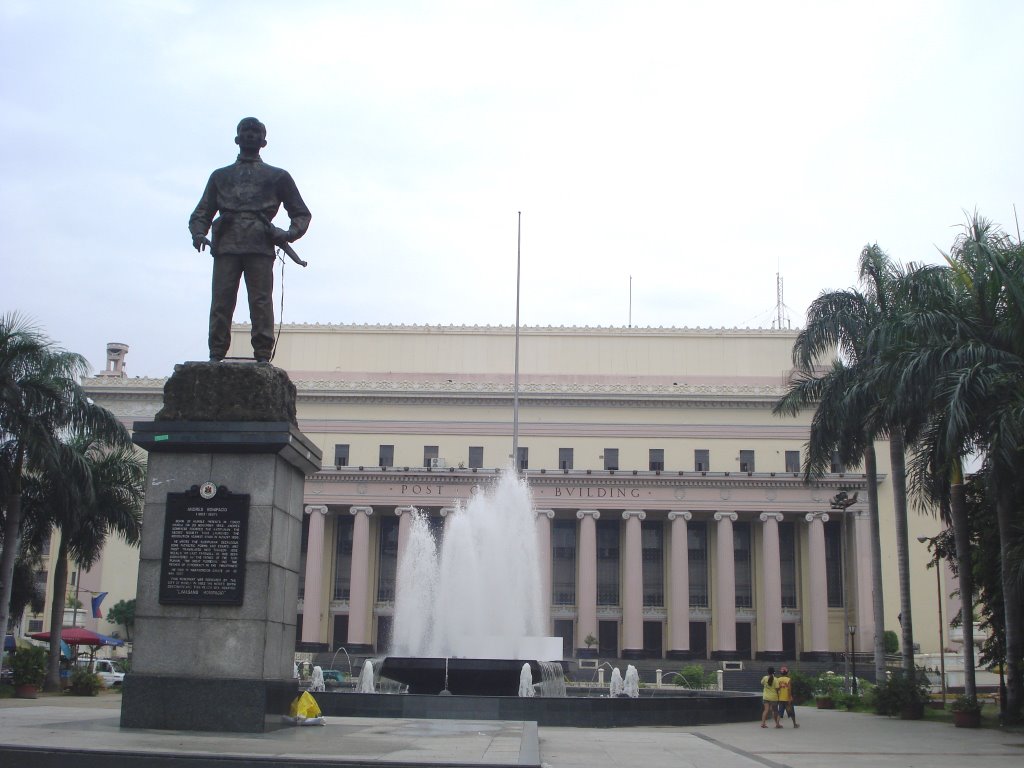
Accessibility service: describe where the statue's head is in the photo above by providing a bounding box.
[235,117,267,151]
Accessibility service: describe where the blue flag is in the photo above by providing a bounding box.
[91,592,108,619]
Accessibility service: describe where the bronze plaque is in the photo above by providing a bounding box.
[159,487,249,605]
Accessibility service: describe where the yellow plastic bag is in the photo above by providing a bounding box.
[288,691,322,719]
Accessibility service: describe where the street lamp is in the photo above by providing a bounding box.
[848,625,858,694]
[917,534,947,705]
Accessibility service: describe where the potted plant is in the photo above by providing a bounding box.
[872,668,929,719]
[69,666,103,696]
[897,668,930,720]
[581,633,598,658]
[11,645,46,699]
[949,695,982,728]
[814,671,842,709]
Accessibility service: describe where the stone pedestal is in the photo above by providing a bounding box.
[120,362,321,733]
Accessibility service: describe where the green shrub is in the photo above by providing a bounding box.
[883,630,899,655]
[788,670,814,704]
[871,668,929,715]
[69,667,102,696]
[949,694,981,714]
[672,664,714,688]
[11,645,46,688]
[834,690,863,710]
[814,671,844,698]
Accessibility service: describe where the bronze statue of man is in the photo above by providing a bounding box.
[189,117,311,363]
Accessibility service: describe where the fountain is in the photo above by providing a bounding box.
[356,659,376,694]
[318,468,760,725]
[381,470,561,695]
[623,665,640,699]
[609,668,624,697]
[310,665,325,693]
[518,664,535,698]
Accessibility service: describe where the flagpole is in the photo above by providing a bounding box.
[513,211,521,470]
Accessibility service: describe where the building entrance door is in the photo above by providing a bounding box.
[599,620,619,658]
[554,619,574,659]
[736,622,752,658]
[782,622,796,658]
[643,621,663,658]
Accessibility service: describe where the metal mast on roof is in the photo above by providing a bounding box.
[512,212,522,471]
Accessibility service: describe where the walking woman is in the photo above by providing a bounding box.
[760,666,781,728]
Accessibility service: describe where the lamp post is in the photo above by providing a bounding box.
[917,534,946,705]
[848,625,858,694]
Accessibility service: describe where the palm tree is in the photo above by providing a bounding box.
[0,313,130,657]
[881,260,981,701]
[883,214,1024,720]
[2,314,87,644]
[23,431,144,691]
[859,246,919,675]
[775,243,925,680]
[773,286,889,682]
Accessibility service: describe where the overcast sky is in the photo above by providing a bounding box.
[2,1,1021,378]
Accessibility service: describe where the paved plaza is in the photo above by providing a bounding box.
[1,693,1023,768]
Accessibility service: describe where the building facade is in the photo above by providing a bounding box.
[74,323,955,662]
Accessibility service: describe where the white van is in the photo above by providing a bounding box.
[75,658,125,688]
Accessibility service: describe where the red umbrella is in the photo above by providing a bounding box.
[29,628,120,647]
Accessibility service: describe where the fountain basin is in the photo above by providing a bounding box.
[380,657,554,696]
[313,688,761,727]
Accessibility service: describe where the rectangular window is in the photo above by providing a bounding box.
[641,521,664,606]
[734,521,752,608]
[596,519,620,605]
[688,521,708,607]
[377,516,399,602]
[378,444,394,468]
[517,446,529,470]
[739,450,755,473]
[825,519,844,607]
[334,514,354,600]
[785,450,800,474]
[649,448,664,471]
[558,447,574,470]
[695,449,710,472]
[28,619,44,633]
[551,519,576,605]
[423,445,439,468]
[468,446,484,469]
[334,444,350,467]
[604,448,619,471]
[779,521,797,609]
[831,451,845,473]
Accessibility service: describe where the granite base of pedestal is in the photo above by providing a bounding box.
[120,674,298,733]
[126,383,322,734]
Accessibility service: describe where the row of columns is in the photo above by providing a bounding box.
[301,504,871,656]
[544,508,845,658]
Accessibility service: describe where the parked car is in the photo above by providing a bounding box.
[75,658,125,688]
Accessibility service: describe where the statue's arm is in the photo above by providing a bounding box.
[277,171,311,243]
[188,176,219,251]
